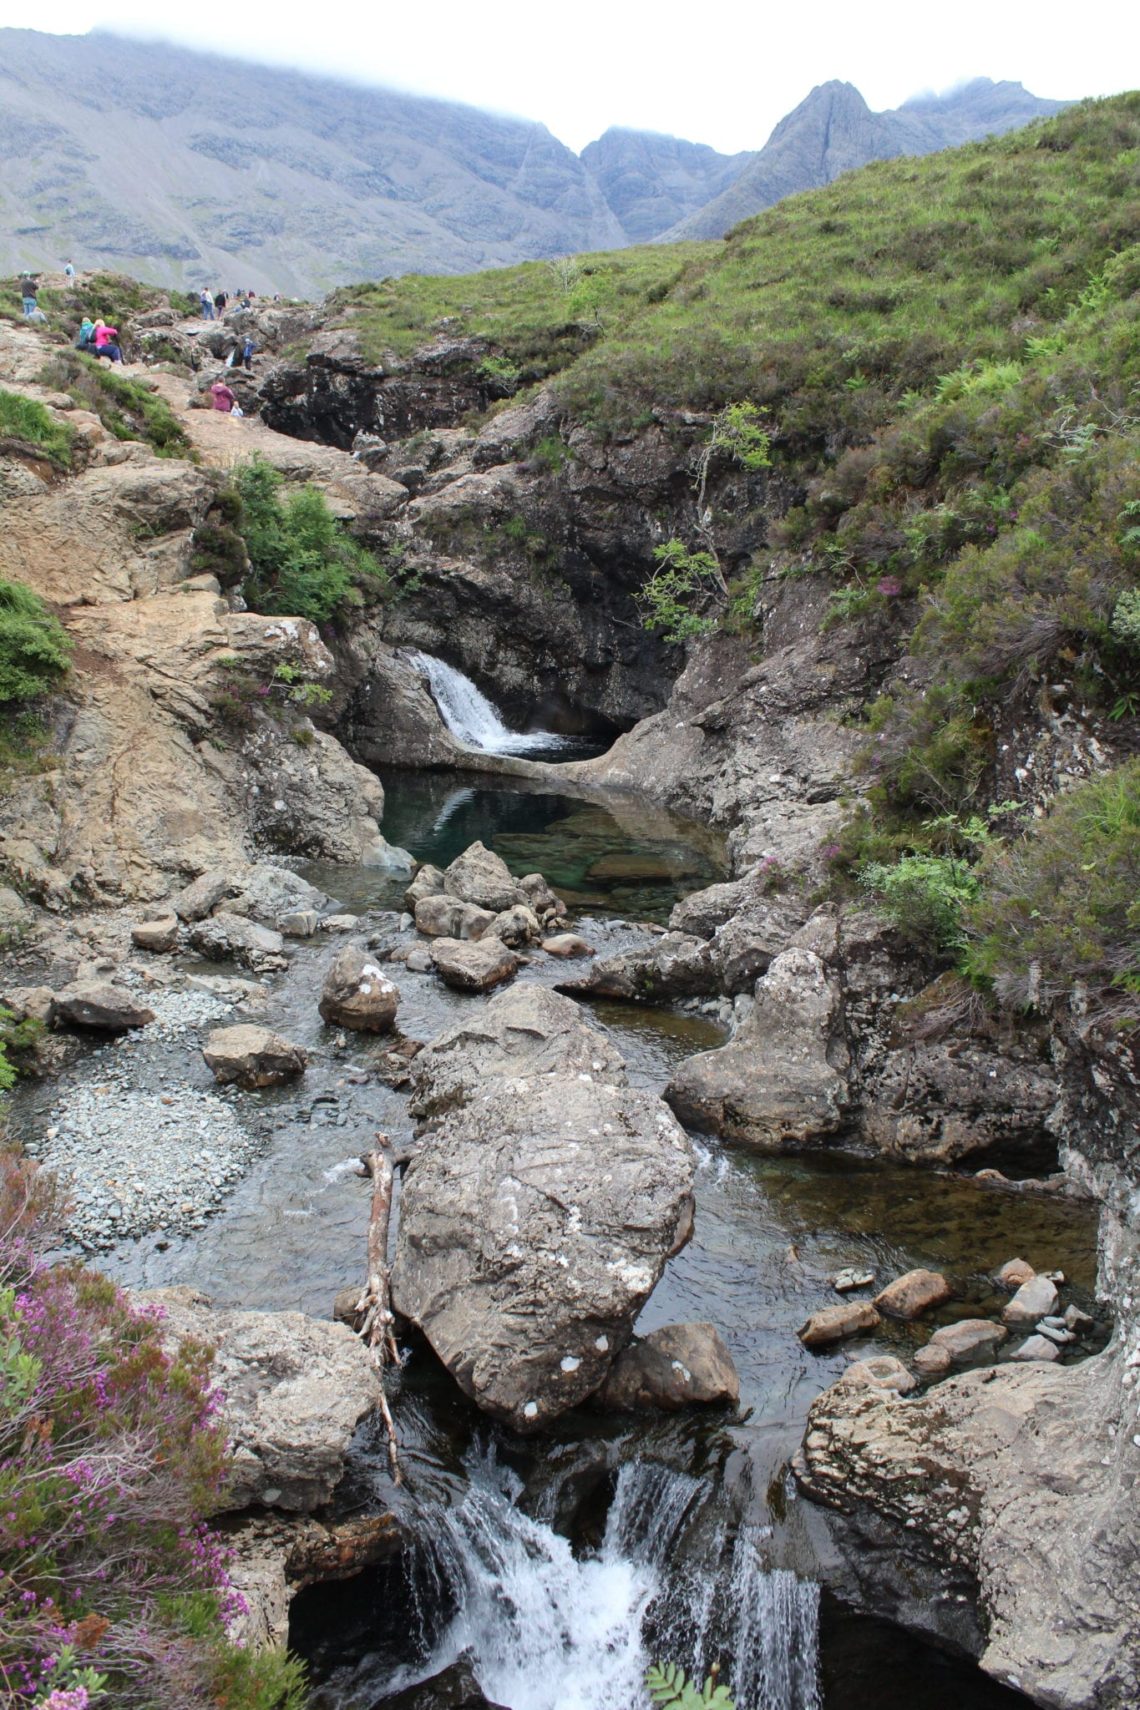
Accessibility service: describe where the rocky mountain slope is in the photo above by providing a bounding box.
[0,28,1063,295]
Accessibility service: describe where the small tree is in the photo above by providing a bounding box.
[0,579,70,703]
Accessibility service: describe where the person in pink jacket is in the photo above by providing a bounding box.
[92,320,123,363]
[209,379,237,413]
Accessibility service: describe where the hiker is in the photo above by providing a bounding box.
[239,335,256,371]
[92,320,123,363]
[75,318,96,352]
[19,275,38,317]
[200,288,215,320]
[209,378,238,413]
[215,290,227,314]
[63,260,75,279]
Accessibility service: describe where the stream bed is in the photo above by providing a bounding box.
[9,774,1102,1710]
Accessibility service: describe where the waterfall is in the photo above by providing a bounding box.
[388,1449,821,1710]
[404,649,570,755]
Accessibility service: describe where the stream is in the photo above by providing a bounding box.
[11,770,1101,1710]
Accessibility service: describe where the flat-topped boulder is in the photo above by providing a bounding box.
[131,913,179,953]
[52,981,154,1033]
[798,1300,881,1348]
[392,1076,695,1432]
[202,1024,307,1089]
[1002,1275,1059,1328]
[409,984,626,1121]
[318,945,399,1033]
[557,932,716,1002]
[188,911,288,973]
[429,935,519,993]
[874,1269,952,1321]
[927,1318,1007,1366]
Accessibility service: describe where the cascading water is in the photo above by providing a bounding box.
[403,650,571,755]
[375,1449,821,1710]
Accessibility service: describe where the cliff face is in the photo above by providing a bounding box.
[579,128,750,243]
[666,77,1068,238]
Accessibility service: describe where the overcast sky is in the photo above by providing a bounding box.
[0,1,1135,153]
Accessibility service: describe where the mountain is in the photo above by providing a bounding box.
[579,129,750,243]
[0,30,1070,295]
[664,78,1069,239]
[0,28,624,295]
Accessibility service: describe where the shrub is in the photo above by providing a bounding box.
[638,540,723,644]
[233,458,386,624]
[0,1151,307,1709]
[963,761,1140,1023]
[0,392,74,470]
[0,581,70,704]
[646,1662,734,1708]
[860,852,980,955]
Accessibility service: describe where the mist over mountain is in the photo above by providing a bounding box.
[0,29,1067,295]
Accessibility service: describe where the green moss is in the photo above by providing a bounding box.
[0,388,74,469]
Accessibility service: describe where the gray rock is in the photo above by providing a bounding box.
[391,1076,695,1432]
[913,1343,954,1379]
[874,1269,952,1321]
[558,932,717,1002]
[0,884,36,942]
[320,914,360,933]
[798,1300,881,1348]
[542,933,595,959]
[429,935,519,994]
[138,1287,380,1511]
[409,984,627,1121]
[52,982,155,1033]
[202,1024,307,1089]
[188,912,288,973]
[831,1267,875,1293]
[131,913,179,952]
[486,903,541,948]
[442,841,520,912]
[1002,1276,1059,1328]
[666,948,849,1149]
[228,864,330,927]
[404,863,447,913]
[405,947,433,973]
[841,1355,916,1395]
[2,984,55,1025]
[318,945,399,1033]
[927,1319,1007,1366]
[174,868,240,921]
[1033,1321,1075,1346]
[1064,1304,1095,1334]
[1009,1333,1061,1362]
[414,895,496,940]
[994,1257,1036,1291]
[517,872,565,917]
[596,1322,740,1411]
[279,909,319,938]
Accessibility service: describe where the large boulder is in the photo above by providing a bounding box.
[596,1322,740,1412]
[174,868,241,921]
[227,864,331,928]
[665,947,849,1149]
[139,1287,381,1512]
[408,984,626,1120]
[131,913,179,953]
[187,912,288,973]
[429,936,519,993]
[1002,1275,1060,1327]
[442,841,520,912]
[202,1024,307,1089]
[318,945,399,1033]
[52,982,154,1033]
[391,1076,695,1432]
[414,895,496,940]
[404,863,446,912]
[557,932,717,1002]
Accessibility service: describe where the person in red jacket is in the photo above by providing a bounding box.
[209,379,237,413]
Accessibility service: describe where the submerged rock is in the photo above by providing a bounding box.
[408,984,626,1121]
[391,1076,695,1432]
[596,1321,740,1412]
[318,944,399,1033]
[874,1269,952,1321]
[202,1023,307,1088]
[429,935,519,993]
[798,1300,881,1348]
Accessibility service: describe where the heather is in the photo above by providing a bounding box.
[0,1151,305,1710]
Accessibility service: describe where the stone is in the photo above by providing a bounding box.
[542,933,595,959]
[173,868,240,921]
[0,884,36,942]
[279,909,319,938]
[557,931,716,1002]
[404,863,446,912]
[596,1322,740,1411]
[227,864,329,928]
[391,1076,695,1432]
[405,947,433,973]
[486,903,541,948]
[1002,1275,1059,1328]
[409,984,626,1120]
[665,948,849,1149]
[831,1268,875,1293]
[517,872,565,917]
[318,945,399,1033]
[874,1269,953,1321]
[912,1344,953,1379]
[841,1355,916,1395]
[202,1024,307,1089]
[1009,1333,1061,1362]
[131,913,179,952]
[188,912,288,973]
[414,895,496,940]
[320,914,360,932]
[138,1287,380,1511]
[2,984,56,1025]
[797,1301,881,1348]
[52,982,154,1033]
[1063,1304,1095,1334]
[994,1257,1036,1291]
[442,841,520,912]
[429,936,519,994]
[927,1319,1007,1366]
[1034,1321,1075,1346]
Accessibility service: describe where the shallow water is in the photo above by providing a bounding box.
[11,778,1102,1708]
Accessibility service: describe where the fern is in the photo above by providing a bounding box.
[645,1660,735,1708]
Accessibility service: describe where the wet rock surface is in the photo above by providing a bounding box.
[202,1024,308,1089]
[596,1321,740,1411]
[318,944,400,1033]
[429,935,520,993]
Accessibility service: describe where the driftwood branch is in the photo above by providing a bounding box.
[353,1136,402,1484]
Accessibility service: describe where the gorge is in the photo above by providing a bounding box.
[0,87,1138,1710]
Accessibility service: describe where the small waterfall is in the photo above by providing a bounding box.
[387,1449,821,1710]
[404,649,570,755]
